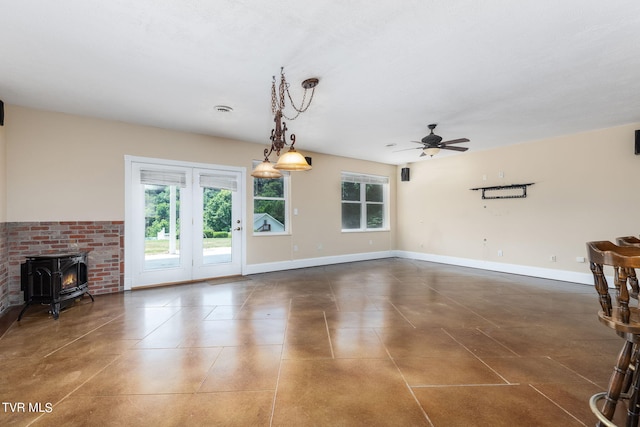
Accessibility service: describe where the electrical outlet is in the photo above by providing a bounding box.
[498,250,503,257]
[550,255,557,262]
[576,256,585,263]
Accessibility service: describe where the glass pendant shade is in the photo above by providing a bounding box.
[424,147,440,157]
[273,147,312,171]
[251,159,283,178]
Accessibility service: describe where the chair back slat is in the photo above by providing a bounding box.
[586,241,640,324]
[617,236,640,298]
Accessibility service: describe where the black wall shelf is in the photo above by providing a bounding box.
[470,183,534,199]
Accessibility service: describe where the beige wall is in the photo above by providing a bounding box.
[4,105,396,266]
[397,123,640,276]
[7,103,636,280]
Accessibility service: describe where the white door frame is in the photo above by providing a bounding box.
[124,155,246,290]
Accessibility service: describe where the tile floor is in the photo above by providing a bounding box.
[0,258,629,426]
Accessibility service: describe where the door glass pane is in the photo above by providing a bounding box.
[144,184,181,270]
[202,188,232,264]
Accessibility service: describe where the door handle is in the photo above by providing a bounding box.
[234,227,242,231]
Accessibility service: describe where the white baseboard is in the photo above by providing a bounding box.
[243,251,394,275]
[243,250,595,285]
[392,250,594,285]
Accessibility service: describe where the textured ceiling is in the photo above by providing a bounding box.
[2,1,640,164]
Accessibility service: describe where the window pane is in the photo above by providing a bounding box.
[202,188,232,264]
[342,182,360,201]
[254,178,284,198]
[366,204,384,228]
[342,203,361,229]
[144,184,180,270]
[254,199,285,232]
[366,184,383,202]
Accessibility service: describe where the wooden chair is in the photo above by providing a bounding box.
[617,237,640,300]
[587,241,640,426]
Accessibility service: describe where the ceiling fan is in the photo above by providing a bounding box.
[399,124,470,157]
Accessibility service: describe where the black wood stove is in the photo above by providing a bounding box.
[19,252,94,320]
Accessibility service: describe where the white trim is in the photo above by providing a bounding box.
[242,249,596,286]
[124,155,246,290]
[341,171,389,184]
[244,251,393,275]
[393,250,594,285]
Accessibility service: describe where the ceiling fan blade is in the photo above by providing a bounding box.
[441,138,470,145]
[440,145,468,152]
[393,147,423,152]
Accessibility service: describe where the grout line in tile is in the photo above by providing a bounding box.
[376,329,435,427]
[529,384,588,426]
[323,311,335,359]
[26,354,122,426]
[441,328,513,385]
[269,298,292,427]
[412,382,521,388]
[548,356,603,388]
[328,283,340,312]
[225,285,259,320]
[426,286,502,329]
[194,346,225,394]
[44,313,126,358]
[475,327,521,356]
[387,301,417,329]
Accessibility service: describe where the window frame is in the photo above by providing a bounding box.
[252,161,291,236]
[341,172,389,232]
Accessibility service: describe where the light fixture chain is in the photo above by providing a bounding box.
[271,76,278,115]
[282,87,314,121]
[273,68,316,121]
[286,85,314,113]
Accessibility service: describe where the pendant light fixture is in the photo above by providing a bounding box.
[251,68,318,178]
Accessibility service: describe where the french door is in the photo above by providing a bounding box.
[125,157,244,289]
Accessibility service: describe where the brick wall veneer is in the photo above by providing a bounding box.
[6,221,124,307]
[0,223,8,314]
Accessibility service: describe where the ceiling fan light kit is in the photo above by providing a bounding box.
[423,147,440,157]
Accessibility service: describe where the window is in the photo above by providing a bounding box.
[341,172,389,231]
[253,162,289,234]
